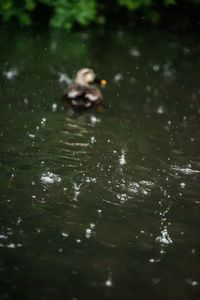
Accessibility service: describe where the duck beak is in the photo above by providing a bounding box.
[100,79,107,86]
[95,78,107,86]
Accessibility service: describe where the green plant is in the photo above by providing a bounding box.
[0,0,199,29]
[0,0,36,25]
[49,0,96,29]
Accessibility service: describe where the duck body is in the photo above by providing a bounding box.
[65,83,103,109]
[63,68,106,109]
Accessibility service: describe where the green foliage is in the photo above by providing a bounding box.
[0,0,199,29]
[118,0,176,10]
[0,0,97,28]
[119,0,152,10]
[0,0,36,25]
[48,0,96,29]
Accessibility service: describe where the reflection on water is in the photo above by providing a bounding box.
[0,25,200,299]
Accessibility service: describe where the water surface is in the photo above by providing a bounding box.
[0,25,200,300]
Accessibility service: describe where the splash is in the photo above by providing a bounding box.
[41,172,61,184]
[72,182,81,201]
[105,272,113,287]
[90,115,101,126]
[156,227,173,245]
[119,149,126,166]
[58,72,72,84]
[171,164,200,175]
[130,47,140,57]
[3,68,18,80]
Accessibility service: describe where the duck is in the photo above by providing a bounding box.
[63,68,107,109]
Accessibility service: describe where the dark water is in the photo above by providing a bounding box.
[0,25,200,300]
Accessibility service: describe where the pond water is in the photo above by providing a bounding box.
[0,25,200,300]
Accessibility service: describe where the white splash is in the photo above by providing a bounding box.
[114,73,123,82]
[127,181,154,196]
[97,209,102,215]
[52,103,58,112]
[73,183,81,201]
[119,149,126,166]
[27,133,35,139]
[85,228,92,239]
[186,278,199,287]
[163,63,175,78]
[105,273,113,287]
[157,106,164,114]
[171,164,200,175]
[58,72,72,84]
[61,232,69,238]
[24,98,29,105]
[90,223,96,229]
[90,136,96,144]
[41,118,47,126]
[3,68,18,80]
[153,64,160,72]
[139,180,154,187]
[117,193,128,203]
[149,258,161,263]
[180,182,186,188]
[90,115,101,126]
[7,243,22,248]
[41,172,61,184]
[85,177,96,183]
[156,227,173,245]
[0,235,8,240]
[130,47,140,57]
[128,182,140,193]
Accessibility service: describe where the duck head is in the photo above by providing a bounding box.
[75,68,107,87]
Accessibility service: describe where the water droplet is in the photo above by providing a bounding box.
[85,228,92,239]
[119,149,126,166]
[180,182,186,188]
[90,116,101,127]
[157,106,164,114]
[183,47,190,54]
[3,68,18,80]
[105,279,112,287]
[186,278,199,287]
[27,133,35,139]
[105,273,113,287]
[72,183,81,201]
[153,65,160,72]
[52,103,58,112]
[61,232,69,238]
[41,118,47,126]
[7,243,16,248]
[24,98,29,105]
[114,73,123,82]
[58,72,72,84]
[130,47,140,57]
[90,136,96,144]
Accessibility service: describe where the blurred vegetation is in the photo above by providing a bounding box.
[0,0,200,29]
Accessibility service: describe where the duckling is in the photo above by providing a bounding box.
[64,68,107,109]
